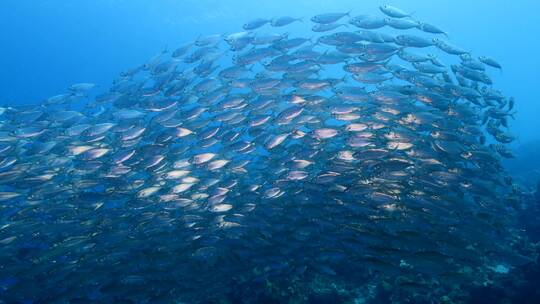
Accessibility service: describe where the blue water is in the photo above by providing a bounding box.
[1,1,540,303]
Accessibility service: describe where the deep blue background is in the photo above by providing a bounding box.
[1,0,539,142]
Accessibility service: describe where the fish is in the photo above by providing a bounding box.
[171,42,193,58]
[311,12,350,24]
[266,133,289,149]
[379,4,414,18]
[313,128,338,139]
[69,82,97,92]
[0,4,527,304]
[195,34,222,47]
[243,18,271,30]
[479,56,503,69]
[349,15,386,29]
[396,34,434,47]
[270,16,302,27]
[384,17,419,29]
[433,38,469,55]
[418,22,448,36]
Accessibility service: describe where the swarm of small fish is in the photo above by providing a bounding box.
[0,4,532,303]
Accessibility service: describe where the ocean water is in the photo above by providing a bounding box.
[0,1,539,303]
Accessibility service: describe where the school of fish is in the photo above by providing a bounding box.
[0,4,534,303]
